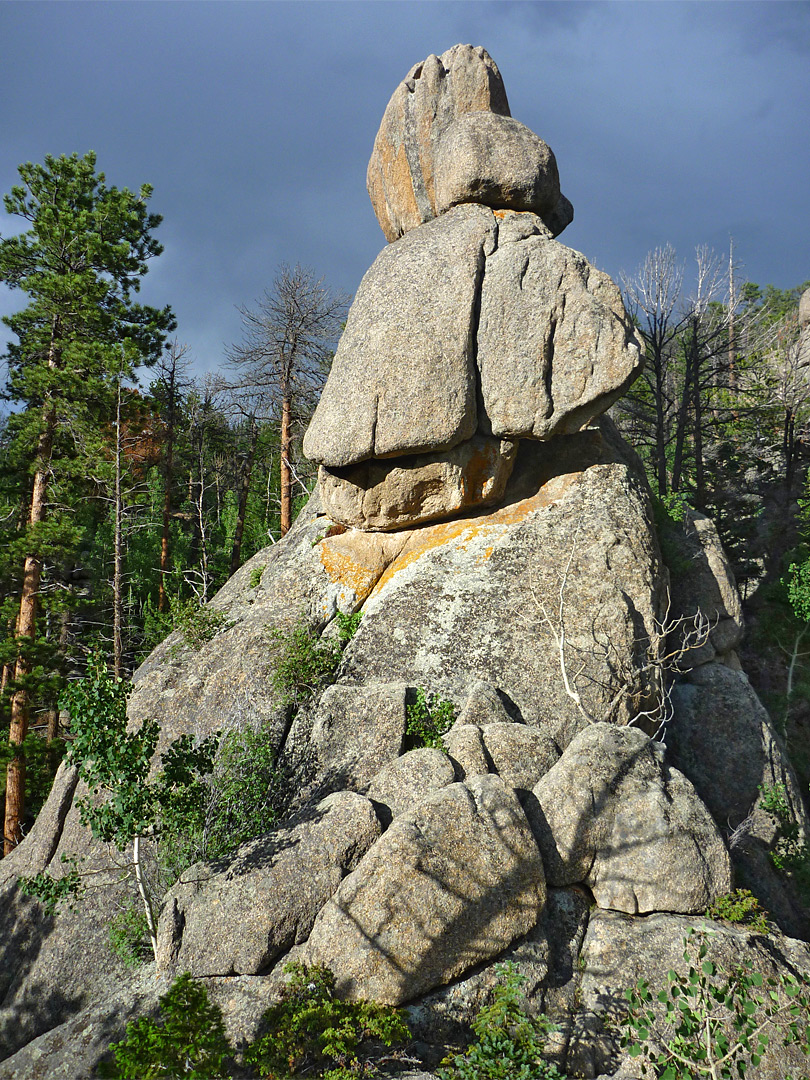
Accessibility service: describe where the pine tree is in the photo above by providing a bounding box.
[0,152,174,853]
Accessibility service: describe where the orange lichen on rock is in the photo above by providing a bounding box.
[319,529,411,603]
[372,469,580,596]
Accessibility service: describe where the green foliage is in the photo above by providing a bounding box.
[245,961,410,1079]
[19,854,82,915]
[173,599,230,651]
[250,564,265,588]
[98,972,233,1079]
[786,560,810,624]
[705,890,770,935]
[438,962,563,1080]
[108,904,152,968]
[268,612,361,711]
[622,930,810,1079]
[405,688,456,751]
[202,723,296,861]
[651,494,693,576]
[759,782,810,896]
[0,729,65,822]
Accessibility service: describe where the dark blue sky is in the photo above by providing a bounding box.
[1,1,808,377]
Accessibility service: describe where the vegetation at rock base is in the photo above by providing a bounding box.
[437,961,564,1080]
[622,930,810,1079]
[97,972,234,1079]
[758,782,810,900]
[405,688,456,751]
[244,962,411,1079]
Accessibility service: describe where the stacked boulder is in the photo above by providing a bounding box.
[303,43,642,531]
[1,44,809,1080]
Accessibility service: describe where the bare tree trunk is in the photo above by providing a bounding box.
[230,419,258,575]
[113,381,125,678]
[280,395,292,536]
[5,426,53,854]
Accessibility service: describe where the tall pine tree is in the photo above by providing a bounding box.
[0,152,174,853]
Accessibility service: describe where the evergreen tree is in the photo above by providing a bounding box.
[0,152,174,853]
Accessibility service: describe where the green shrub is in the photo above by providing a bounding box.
[98,972,233,1078]
[759,782,810,898]
[405,688,456,751]
[174,599,230,650]
[244,961,410,1079]
[437,961,563,1079]
[108,903,152,968]
[268,612,361,711]
[622,929,810,1079]
[201,723,297,861]
[250,565,266,589]
[705,890,770,935]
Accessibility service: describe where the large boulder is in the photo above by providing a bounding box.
[668,661,810,937]
[476,215,643,440]
[364,748,456,824]
[310,682,408,789]
[568,910,810,1079]
[338,422,668,751]
[306,774,546,1004]
[433,112,561,219]
[319,435,517,531]
[525,723,732,914]
[303,204,495,468]
[367,44,511,242]
[156,791,381,978]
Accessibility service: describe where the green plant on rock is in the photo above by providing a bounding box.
[405,688,456,751]
[705,890,770,935]
[759,781,810,898]
[173,598,230,650]
[437,961,564,1080]
[19,654,219,960]
[622,929,810,1079]
[268,612,361,711]
[108,903,152,968]
[98,972,234,1078]
[250,564,266,589]
[244,961,410,1079]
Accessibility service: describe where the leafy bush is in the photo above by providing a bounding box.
[622,930,810,1079]
[244,961,410,1079]
[174,599,230,650]
[405,688,456,751]
[705,890,770,935]
[98,972,234,1078]
[437,961,563,1080]
[759,781,810,898]
[250,564,266,589]
[201,723,297,861]
[268,612,360,711]
[108,903,153,968]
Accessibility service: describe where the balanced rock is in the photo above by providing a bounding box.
[367,44,511,241]
[526,723,732,914]
[433,112,561,220]
[305,774,546,1004]
[318,435,517,531]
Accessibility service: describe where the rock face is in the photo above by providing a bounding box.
[305,774,546,1005]
[2,41,810,1080]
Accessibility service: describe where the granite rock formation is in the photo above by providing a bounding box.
[1,44,809,1080]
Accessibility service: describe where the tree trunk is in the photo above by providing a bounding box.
[158,406,175,615]
[113,381,125,678]
[280,395,292,536]
[230,420,258,576]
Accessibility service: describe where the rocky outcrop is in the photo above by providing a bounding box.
[305,774,546,1004]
